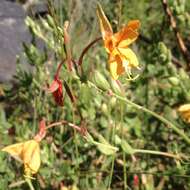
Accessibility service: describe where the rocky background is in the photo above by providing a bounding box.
[0,0,47,82]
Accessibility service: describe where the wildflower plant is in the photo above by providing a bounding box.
[1,1,190,189]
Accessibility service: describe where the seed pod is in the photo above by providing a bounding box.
[110,79,124,96]
[93,71,110,91]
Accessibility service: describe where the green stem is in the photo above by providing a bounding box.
[108,155,115,190]
[9,180,26,188]
[25,178,35,190]
[120,104,127,189]
[112,93,190,145]
[134,149,180,159]
[123,153,127,189]
[87,80,190,145]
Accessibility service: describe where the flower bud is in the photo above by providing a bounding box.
[110,97,117,107]
[110,79,124,96]
[93,71,110,91]
[168,77,180,86]
[46,15,56,28]
[101,103,108,114]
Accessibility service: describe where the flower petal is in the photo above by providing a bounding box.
[48,80,59,93]
[118,48,139,68]
[118,28,139,48]
[127,20,140,31]
[113,20,140,47]
[2,142,24,161]
[97,3,113,40]
[178,104,190,112]
[109,54,125,80]
[22,140,40,174]
[113,26,138,48]
[109,60,119,80]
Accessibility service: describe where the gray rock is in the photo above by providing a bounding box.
[0,1,30,82]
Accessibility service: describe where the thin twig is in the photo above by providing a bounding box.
[134,149,181,160]
[161,0,190,69]
[9,180,26,188]
[46,120,84,134]
[25,178,35,190]
[78,37,102,66]
[64,21,72,71]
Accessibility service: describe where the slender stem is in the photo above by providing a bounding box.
[78,37,102,66]
[120,103,127,189]
[64,21,72,71]
[46,120,82,133]
[55,59,65,78]
[117,0,122,30]
[25,178,35,190]
[108,155,115,190]
[134,149,181,159]
[72,103,80,182]
[107,120,117,190]
[123,153,127,189]
[87,80,190,145]
[9,180,26,188]
[113,93,190,145]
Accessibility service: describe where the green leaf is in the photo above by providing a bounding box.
[121,140,135,155]
[85,133,95,143]
[86,133,118,155]
[96,142,118,155]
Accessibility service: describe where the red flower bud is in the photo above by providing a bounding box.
[48,77,64,106]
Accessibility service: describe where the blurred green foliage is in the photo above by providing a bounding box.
[1,0,190,189]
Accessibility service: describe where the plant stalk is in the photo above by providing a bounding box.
[87,80,190,145]
[134,149,181,159]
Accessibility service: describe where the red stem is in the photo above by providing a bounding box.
[46,120,81,133]
[78,37,102,66]
[55,59,66,78]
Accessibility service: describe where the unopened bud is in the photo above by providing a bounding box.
[93,71,110,91]
[101,103,108,114]
[46,15,56,28]
[110,97,117,107]
[168,77,180,86]
[110,79,124,96]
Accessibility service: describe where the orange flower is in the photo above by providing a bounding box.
[97,3,140,79]
[1,120,46,177]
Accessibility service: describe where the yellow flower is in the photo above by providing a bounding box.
[178,104,190,123]
[2,140,41,177]
[97,3,140,79]
[1,119,46,177]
